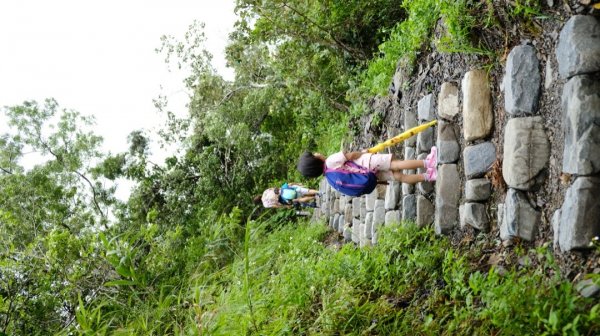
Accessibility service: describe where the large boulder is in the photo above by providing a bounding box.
[465,178,492,202]
[462,69,493,141]
[464,142,496,179]
[500,189,540,241]
[558,177,600,251]
[417,93,436,121]
[416,195,434,227]
[556,15,600,78]
[402,194,417,221]
[437,120,460,164]
[438,82,460,120]
[504,45,541,116]
[562,76,600,175]
[435,164,460,234]
[461,202,489,232]
[503,117,549,190]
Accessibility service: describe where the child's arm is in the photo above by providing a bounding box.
[344,151,364,161]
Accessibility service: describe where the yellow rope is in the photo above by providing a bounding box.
[367,120,438,153]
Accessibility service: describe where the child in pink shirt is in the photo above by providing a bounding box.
[297,147,437,183]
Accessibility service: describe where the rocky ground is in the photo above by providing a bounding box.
[327,1,600,287]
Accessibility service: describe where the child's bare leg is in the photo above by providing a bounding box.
[390,159,425,171]
[296,196,316,203]
[393,171,425,184]
[305,189,319,196]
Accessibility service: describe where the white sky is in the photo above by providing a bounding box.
[0,0,237,200]
[0,0,236,158]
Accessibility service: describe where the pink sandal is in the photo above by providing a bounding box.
[424,146,438,170]
[424,167,437,182]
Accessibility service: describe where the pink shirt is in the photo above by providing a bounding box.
[326,151,372,169]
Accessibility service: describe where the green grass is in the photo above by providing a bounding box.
[191,221,599,335]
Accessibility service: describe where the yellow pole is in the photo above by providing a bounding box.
[367,120,438,153]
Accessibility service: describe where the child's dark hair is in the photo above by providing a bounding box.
[297,151,324,178]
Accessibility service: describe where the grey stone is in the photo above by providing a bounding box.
[320,179,329,198]
[464,142,496,179]
[552,209,561,250]
[405,146,416,160]
[416,153,433,194]
[344,204,352,223]
[343,224,352,242]
[575,279,600,298]
[417,93,436,121]
[329,215,335,229]
[365,188,378,211]
[438,82,460,120]
[352,218,361,243]
[373,203,385,228]
[352,197,361,218]
[321,201,330,218]
[562,76,600,175]
[404,106,417,146]
[463,202,490,231]
[462,69,493,141]
[402,194,417,221]
[435,164,460,234]
[437,120,460,164]
[403,147,416,195]
[504,45,541,116]
[402,180,415,195]
[500,189,540,241]
[384,181,401,210]
[503,117,550,190]
[360,197,367,220]
[329,198,336,215]
[465,178,492,202]
[358,222,366,247]
[372,208,384,242]
[558,177,600,251]
[364,212,373,240]
[332,213,340,231]
[338,215,345,234]
[556,15,600,78]
[416,195,434,227]
[385,210,401,226]
[417,127,435,153]
[332,199,340,214]
[339,195,347,212]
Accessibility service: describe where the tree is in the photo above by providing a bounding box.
[0,99,116,333]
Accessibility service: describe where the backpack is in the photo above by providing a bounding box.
[324,161,377,197]
[278,185,297,205]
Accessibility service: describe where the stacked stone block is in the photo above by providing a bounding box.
[554,15,600,252]
[413,94,436,227]
[458,69,495,233]
[402,103,418,224]
[498,45,548,241]
[434,82,461,234]
[316,175,403,246]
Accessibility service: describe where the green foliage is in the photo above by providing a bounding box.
[357,0,442,96]
[3,3,596,336]
[189,222,599,335]
[510,0,544,21]
[436,1,494,56]
[355,0,496,99]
